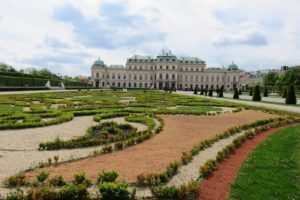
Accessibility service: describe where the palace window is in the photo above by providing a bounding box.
[173,66,175,70]
[96,73,99,78]
[172,74,175,80]
[166,74,169,80]
[166,66,169,70]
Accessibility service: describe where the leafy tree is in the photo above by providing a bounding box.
[252,85,261,101]
[233,87,239,99]
[263,88,268,97]
[0,63,16,72]
[263,72,279,86]
[286,85,297,104]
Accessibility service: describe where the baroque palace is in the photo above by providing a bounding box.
[91,50,240,90]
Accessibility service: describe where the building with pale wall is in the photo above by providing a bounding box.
[91,50,240,90]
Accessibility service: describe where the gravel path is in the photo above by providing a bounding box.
[168,131,245,186]
[176,91,300,113]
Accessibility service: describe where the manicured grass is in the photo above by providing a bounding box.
[229,125,300,200]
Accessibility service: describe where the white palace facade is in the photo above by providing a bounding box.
[91,50,240,90]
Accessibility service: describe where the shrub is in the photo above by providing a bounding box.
[286,85,297,104]
[3,191,25,200]
[72,172,92,187]
[36,171,49,184]
[114,142,124,150]
[98,182,135,200]
[181,152,193,165]
[49,175,66,187]
[3,173,26,188]
[151,182,198,200]
[252,85,261,101]
[57,183,88,200]
[200,159,217,178]
[26,186,57,200]
[102,145,113,153]
[97,170,118,184]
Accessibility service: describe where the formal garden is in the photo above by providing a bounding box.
[0,89,299,200]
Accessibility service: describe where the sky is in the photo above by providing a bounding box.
[0,0,300,76]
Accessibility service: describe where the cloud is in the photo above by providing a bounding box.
[213,31,268,47]
[52,3,166,49]
[44,36,69,49]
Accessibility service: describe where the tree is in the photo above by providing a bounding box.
[263,88,268,97]
[252,85,261,101]
[238,88,242,95]
[204,88,208,96]
[200,85,204,95]
[218,86,224,97]
[249,88,253,96]
[282,88,287,98]
[233,87,239,99]
[194,86,198,94]
[208,87,213,97]
[263,72,279,87]
[286,85,297,104]
[0,63,16,72]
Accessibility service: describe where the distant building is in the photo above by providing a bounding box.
[91,50,240,90]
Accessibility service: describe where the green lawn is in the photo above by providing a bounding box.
[229,125,300,200]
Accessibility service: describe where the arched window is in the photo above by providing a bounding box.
[166,74,169,80]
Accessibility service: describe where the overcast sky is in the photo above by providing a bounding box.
[0,0,300,76]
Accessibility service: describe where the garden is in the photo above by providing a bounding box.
[0,89,299,200]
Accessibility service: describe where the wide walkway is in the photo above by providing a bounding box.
[176,91,300,113]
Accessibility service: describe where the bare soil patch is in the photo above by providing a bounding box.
[25,110,277,183]
[197,123,298,200]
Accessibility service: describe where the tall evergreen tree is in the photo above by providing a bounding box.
[249,88,253,96]
[238,88,242,95]
[252,85,261,101]
[233,87,239,99]
[200,85,204,95]
[208,88,213,97]
[218,86,224,97]
[194,86,198,94]
[263,88,268,97]
[285,85,297,104]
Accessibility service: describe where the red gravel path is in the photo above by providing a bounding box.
[197,123,298,200]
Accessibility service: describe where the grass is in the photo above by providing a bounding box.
[229,124,300,200]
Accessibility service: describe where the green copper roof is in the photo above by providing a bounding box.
[92,57,105,67]
[129,55,153,60]
[157,50,177,60]
[228,62,239,71]
[179,57,204,63]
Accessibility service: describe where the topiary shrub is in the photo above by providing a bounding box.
[98,182,135,200]
[233,88,239,99]
[97,170,119,184]
[72,172,92,187]
[57,183,88,200]
[218,86,224,98]
[252,85,261,101]
[49,175,66,187]
[36,171,49,185]
[3,173,26,188]
[286,85,297,104]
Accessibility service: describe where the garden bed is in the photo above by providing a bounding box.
[24,110,277,183]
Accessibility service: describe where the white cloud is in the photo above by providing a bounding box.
[0,0,300,76]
